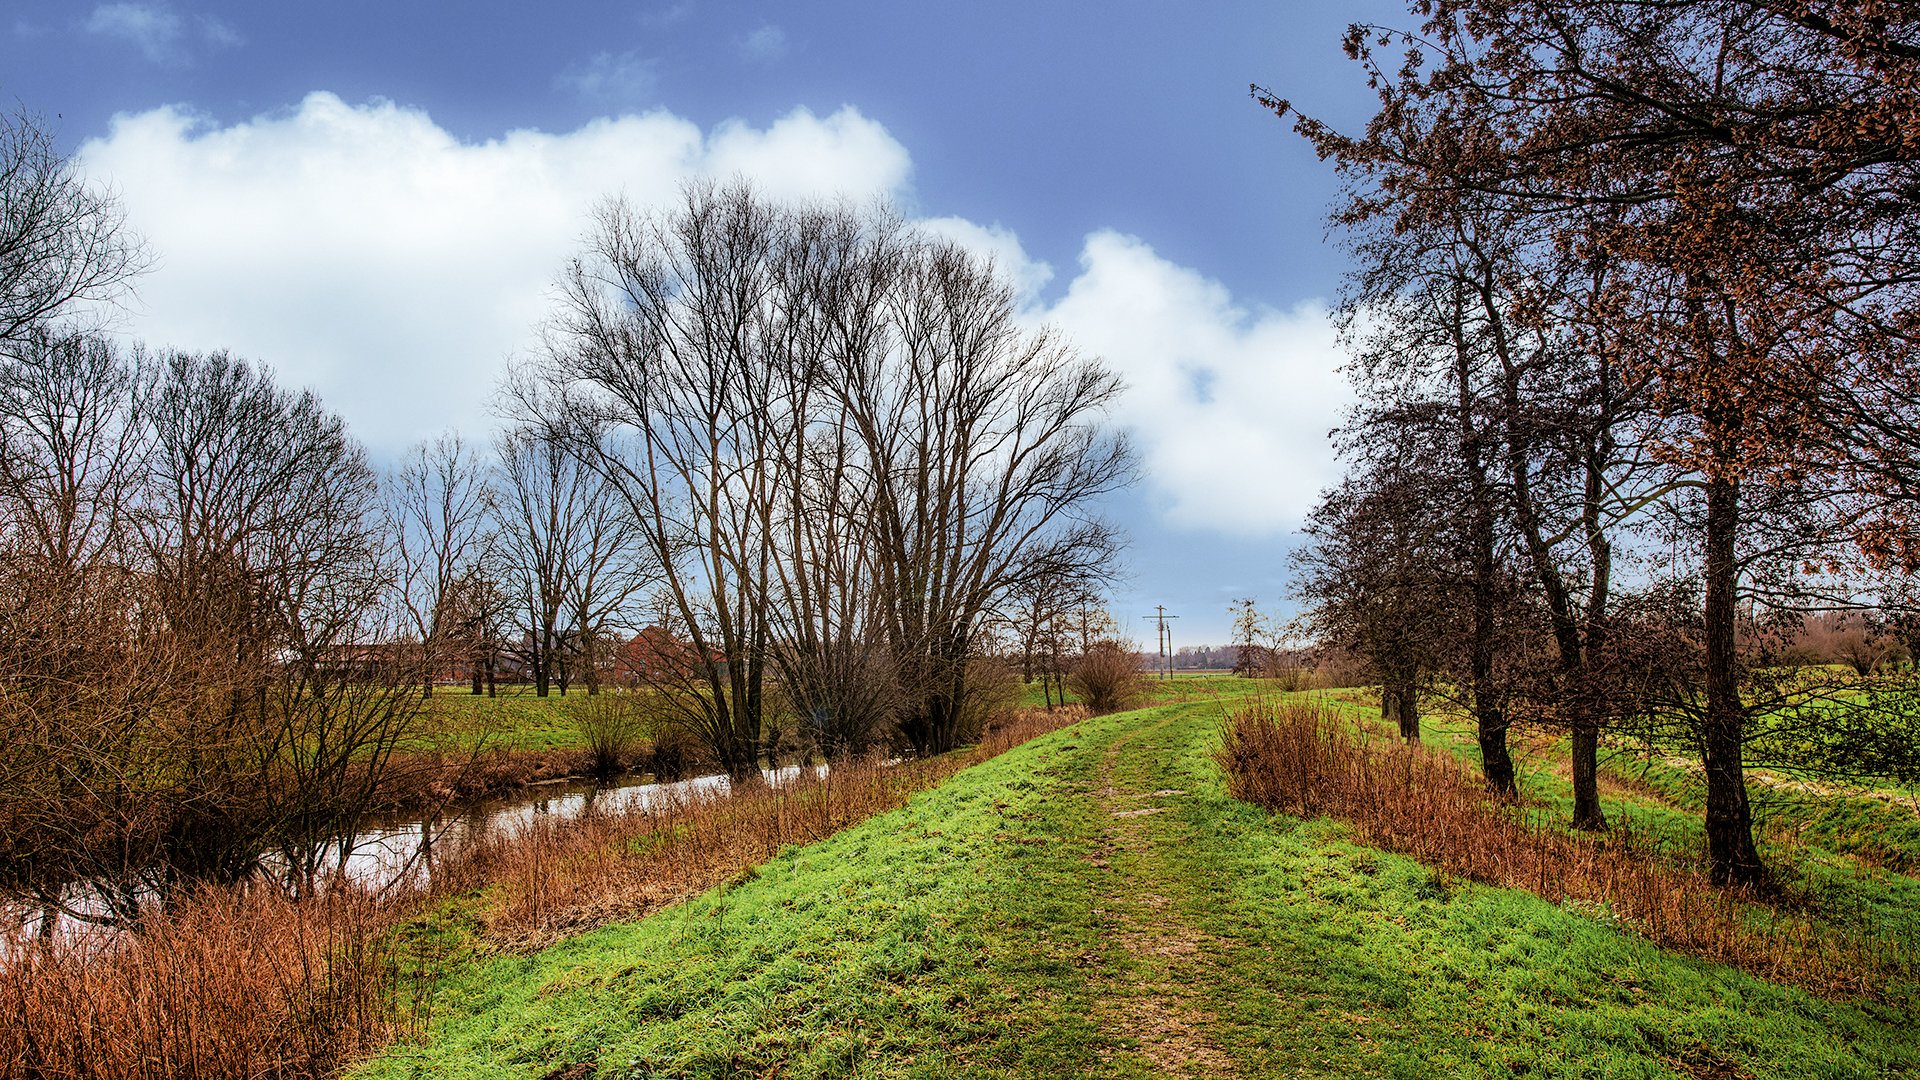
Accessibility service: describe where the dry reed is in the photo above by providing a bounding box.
[0,704,1086,1079]
[0,887,417,1079]
[1217,699,1908,998]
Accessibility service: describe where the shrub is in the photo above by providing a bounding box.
[646,722,703,782]
[569,693,649,779]
[1066,640,1144,715]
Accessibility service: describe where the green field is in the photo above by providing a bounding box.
[419,687,597,753]
[362,694,1916,1078]
[430,672,1266,756]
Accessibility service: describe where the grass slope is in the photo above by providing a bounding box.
[362,699,1917,1079]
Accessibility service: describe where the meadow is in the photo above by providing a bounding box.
[352,685,1916,1078]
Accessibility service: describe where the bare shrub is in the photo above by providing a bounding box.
[1065,640,1144,714]
[568,692,649,779]
[646,722,705,781]
[1218,699,1907,997]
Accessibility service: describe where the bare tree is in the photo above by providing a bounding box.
[385,433,493,696]
[493,425,643,697]
[0,348,427,922]
[534,183,788,777]
[844,238,1133,754]
[0,109,147,350]
[134,349,412,892]
[1294,423,1461,744]
[534,182,1134,767]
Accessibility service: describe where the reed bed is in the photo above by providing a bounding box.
[0,887,416,1080]
[1217,698,1909,998]
[0,704,1086,1079]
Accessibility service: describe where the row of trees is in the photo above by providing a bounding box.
[1279,0,1920,886]
[1,111,1133,915]
[383,186,1141,770]
[0,330,420,917]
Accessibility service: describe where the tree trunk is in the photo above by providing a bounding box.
[1569,713,1604,829]
[1703,474,1764,885]
[1477,711,1516,794]
[1385,680,1420,742]
[1453,299,1515,794]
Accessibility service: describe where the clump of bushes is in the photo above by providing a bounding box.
[1066,640,1144,715]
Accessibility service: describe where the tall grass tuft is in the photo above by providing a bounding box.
[568,692,651,779]
[1218,698,1909,998]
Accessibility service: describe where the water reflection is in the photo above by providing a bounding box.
[4,764,828,944]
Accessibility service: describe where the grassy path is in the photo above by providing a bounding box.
[362,699,1918,1079]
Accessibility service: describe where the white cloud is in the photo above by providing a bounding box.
[78,93,915,456]
[84,2,237,65]
[86,2,180,62]
[641,4,692,27]
[1039,232,1349,536]
[555,50,659,104]
[739,24,788,61]
[76,92,1346,538]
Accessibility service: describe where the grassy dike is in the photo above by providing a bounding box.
[361,699,1919,1079]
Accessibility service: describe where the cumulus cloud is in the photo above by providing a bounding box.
[84,2,238,65]
[76,92,1345,538]
[1039,232,1349,536]
[78,93,914,455]
[738,24,788,61]
[555,50,659,105]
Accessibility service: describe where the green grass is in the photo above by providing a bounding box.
[418,688,613,753]
[439,673,1268,754]
[359,698,1916,1079]
[1016,671,1278,710]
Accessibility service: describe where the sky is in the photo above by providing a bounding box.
[3,0,1407,647]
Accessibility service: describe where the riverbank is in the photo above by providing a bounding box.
[0,706,1089,1079]
[362,697,1918,1078]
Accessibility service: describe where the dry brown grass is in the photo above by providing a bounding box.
[0,888,418,1079]
[1217,699,1907,998]
[0,704,1086,1079]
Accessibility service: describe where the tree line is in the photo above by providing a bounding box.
[1278,0,1920,887]
[0,110,1131,919]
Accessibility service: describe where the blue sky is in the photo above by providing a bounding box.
[5,0,1402,646]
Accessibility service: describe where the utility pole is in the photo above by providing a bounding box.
[1144,605,1178,681]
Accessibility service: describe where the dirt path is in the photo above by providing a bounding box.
[1086,711,1242,1079]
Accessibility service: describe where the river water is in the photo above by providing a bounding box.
[329,763,825,891]
[4,763,827,942]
